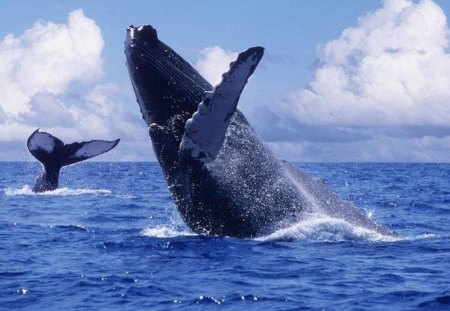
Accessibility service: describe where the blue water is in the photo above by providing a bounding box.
[1,162,449,310]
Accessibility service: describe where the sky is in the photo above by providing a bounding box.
[1,0,450,162]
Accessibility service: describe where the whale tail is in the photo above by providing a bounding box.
[27,129,120,169]
[180,47,264,163]
[27,129,120,192]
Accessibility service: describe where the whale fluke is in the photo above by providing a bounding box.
[180,47,264,163]
[27,130,65,167]
[27,129,120,192]
[61,139,121,166]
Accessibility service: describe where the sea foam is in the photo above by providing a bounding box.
[140,225,195,238]
[4,185,112,196]
[257,213,402,243]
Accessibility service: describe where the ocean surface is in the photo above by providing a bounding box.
[1,162,449,310]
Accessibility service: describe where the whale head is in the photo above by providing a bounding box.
[125,25,213,126]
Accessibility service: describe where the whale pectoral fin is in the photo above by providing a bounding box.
[62,139,120,166]
[180,47,264,163]
[27,129,65,165]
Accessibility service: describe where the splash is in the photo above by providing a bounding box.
[282,166,321,212]
[141,217,430,242]
[257,213,401,243]
[4,185,111,196]
[280,163,400,237]
[140,225,195,238]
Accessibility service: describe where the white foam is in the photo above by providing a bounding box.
[400,233,437,241]
[114,193,138,199]
[4,185,111,196]
[140,225,195,238]
[257,213,402,243]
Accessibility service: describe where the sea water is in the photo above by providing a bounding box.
[1,162,449,310]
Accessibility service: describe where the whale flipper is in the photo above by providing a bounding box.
[27,129,120,192]
[180,47,264,163]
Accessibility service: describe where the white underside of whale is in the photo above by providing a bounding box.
[180,48,262,163]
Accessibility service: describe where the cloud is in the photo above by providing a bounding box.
[0,9,103,116]
[0,105,5,122]
[268,135,450,163]
[0,82,148,161]
[195,46,238,86]
[277,0,450,128]
[0,10,148,161]
[251,0,450,161]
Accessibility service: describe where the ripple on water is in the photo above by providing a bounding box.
[1,162,449,310]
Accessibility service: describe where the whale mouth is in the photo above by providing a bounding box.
[126,25,158,48]
[125,25,213,126]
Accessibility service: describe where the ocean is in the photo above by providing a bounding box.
[1,162,449,310]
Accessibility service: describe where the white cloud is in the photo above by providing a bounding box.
[0,10,149,162]
[0,83,148,161]
[0,9,103,116]
[268,135,450,162]
[195,46,238,86]
[278,0,450,127]
[251,0,450,162]
[0,105,5,122]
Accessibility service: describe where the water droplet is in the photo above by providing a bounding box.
[18,288,28,295]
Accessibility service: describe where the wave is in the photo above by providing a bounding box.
[44,224,90,232]
[402,233,437,241]
[4,185,112,196]
[257,213,402,243]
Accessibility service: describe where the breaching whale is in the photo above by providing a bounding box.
[125,25,395,238]
[27,129,120,193]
